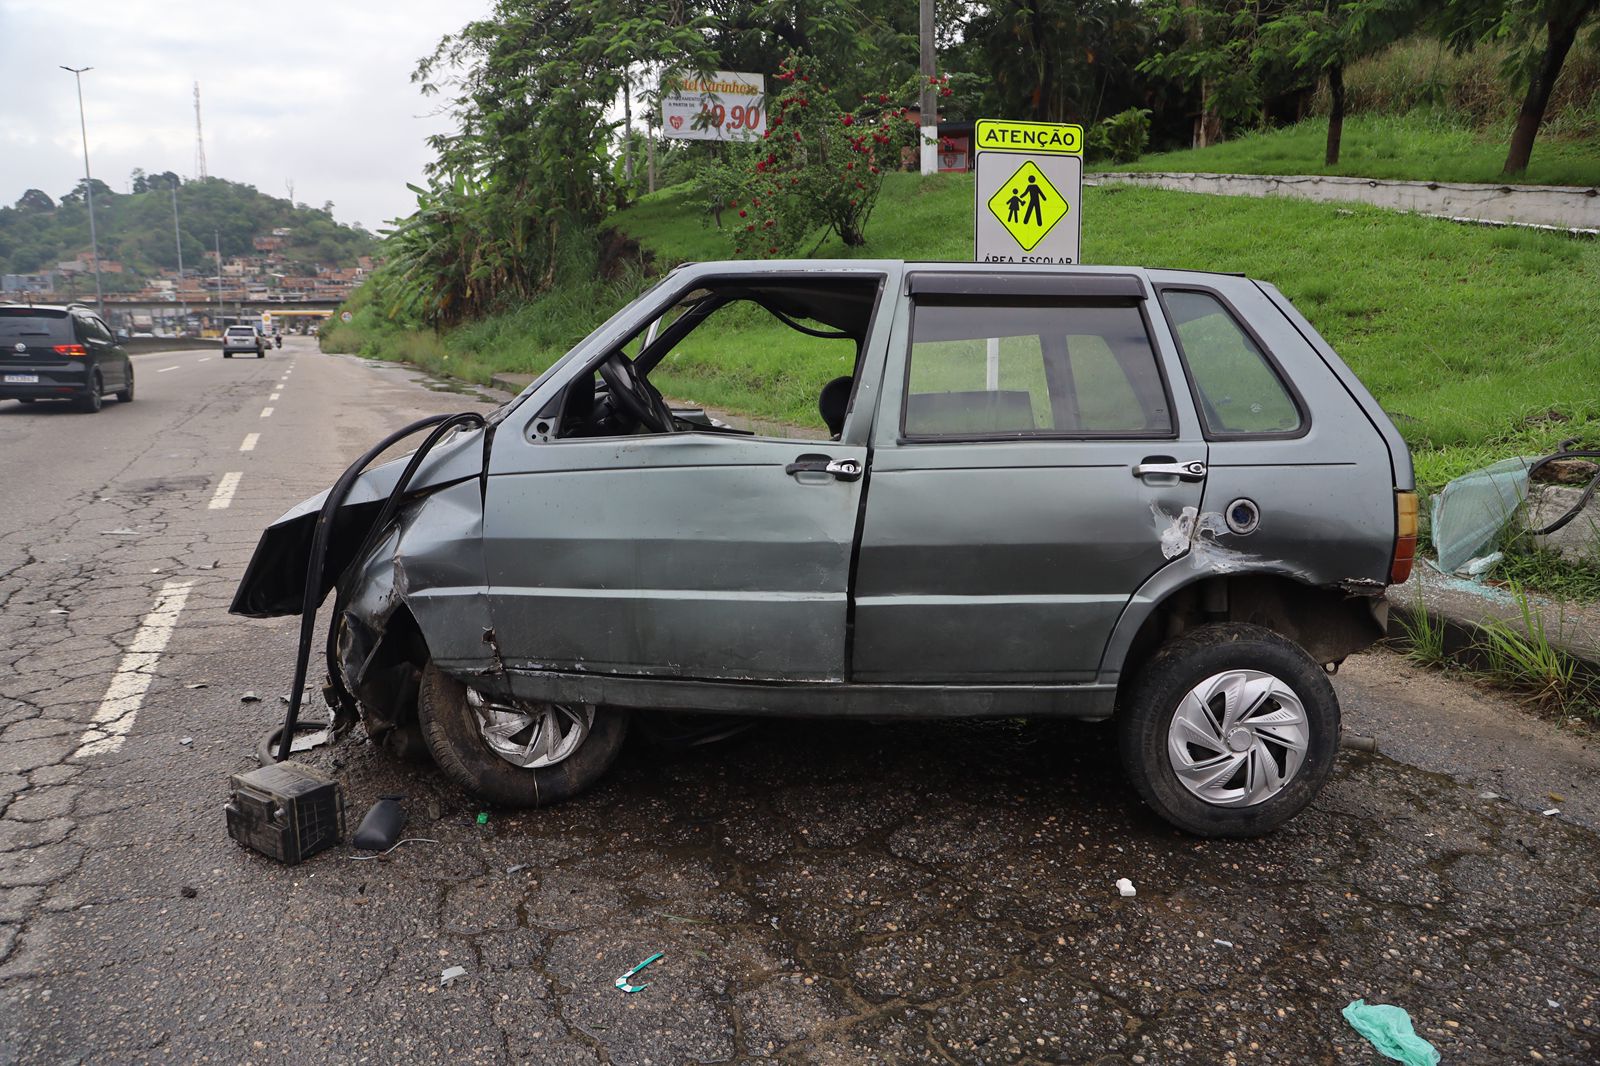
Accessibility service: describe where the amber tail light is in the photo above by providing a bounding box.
[1390,490,1418,584]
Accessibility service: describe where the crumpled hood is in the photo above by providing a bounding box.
[229,427,488,618]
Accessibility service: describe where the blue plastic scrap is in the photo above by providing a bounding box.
[1342,999,1441,1066]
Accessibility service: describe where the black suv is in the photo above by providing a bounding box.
[0,304,133,413]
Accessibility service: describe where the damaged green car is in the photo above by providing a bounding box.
[232,260,1416,837]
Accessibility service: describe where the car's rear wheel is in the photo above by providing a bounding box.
[223,352,232,359]
[16,398,34,404]
[1117,623,1338,837]
[114,364,134,403]
[417,662,628,807]
[77,371,103,413]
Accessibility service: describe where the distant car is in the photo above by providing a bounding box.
[234,260,1417,837]
[223,325,265,359]
[0,303,133,412]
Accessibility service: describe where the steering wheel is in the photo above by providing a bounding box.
[598,352,676,433]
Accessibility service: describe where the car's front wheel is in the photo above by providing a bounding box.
[114,364,134,403]
[417,663,628,807]
[1117,623,1339,838]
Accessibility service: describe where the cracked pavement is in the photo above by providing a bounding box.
[2,339,1598,1063]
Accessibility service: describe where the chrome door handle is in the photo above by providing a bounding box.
[786,454,863,482]
[1133,459,1207,481]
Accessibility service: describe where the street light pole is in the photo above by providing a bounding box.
[214,229,224,328]
[60,65,105,318]
[171,178,187,333]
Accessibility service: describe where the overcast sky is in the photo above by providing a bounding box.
[0,0,491,231]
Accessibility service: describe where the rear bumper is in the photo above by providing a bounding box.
[0,365,90,399]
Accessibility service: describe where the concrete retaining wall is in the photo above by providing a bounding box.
[1096,171,1600,231]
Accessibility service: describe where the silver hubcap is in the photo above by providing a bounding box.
[466,689,595,769]
[1166,669,1310,808]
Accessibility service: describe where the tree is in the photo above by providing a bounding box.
[59,178,114,206]
[1258,0,1419,165]
[1140,0,1273,147]
[1446,0,1600,175]
[402,0,715,320]
[130,168,148,194]
[14,189,54,213]
[703,55,924,256]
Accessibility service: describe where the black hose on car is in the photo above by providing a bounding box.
[269,412,486,763]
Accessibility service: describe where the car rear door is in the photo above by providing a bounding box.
[850,270,1208,683]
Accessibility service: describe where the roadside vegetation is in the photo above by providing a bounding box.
[1100,112,1600,186]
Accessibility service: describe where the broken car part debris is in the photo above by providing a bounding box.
[225,762,345,865]
[352,796,408,851]
[615,953,664,994]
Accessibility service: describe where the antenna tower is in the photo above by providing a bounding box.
[193,82,208,179]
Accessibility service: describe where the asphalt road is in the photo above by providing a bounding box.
[1,339,1597,1064]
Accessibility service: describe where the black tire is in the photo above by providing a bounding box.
[17,398,34,404]
[257,348,265,359]
[1117,623,1339,838]
[114,363,134,403]
[223,352,232,359]
[417,662,628,807]
[77,371,103,413]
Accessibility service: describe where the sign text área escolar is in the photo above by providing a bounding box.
[974,120,1084,157]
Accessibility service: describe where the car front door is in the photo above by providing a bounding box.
[479,268,894,683]
[850,270,1208,684]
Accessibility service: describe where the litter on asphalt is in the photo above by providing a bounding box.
[1342,999,1441,1066]
[615,953,664,994]
[1543,808,1561,816]
[240,692,261,703]
[1116,878,1136,898]
[440,965,467,987]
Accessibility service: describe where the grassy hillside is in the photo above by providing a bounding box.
[1099,114,1600,187]
[326,172,1600,491]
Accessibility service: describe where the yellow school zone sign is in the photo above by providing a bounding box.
[973,118,1083,264]
[985,160,1070,252]
[974,119,1084,157]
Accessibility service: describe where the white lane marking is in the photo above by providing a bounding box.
[197,357,211,362]
[269,392,280,401]
[158,365,180,373]
[73,581,196,758]
[240,433,259,452]
[260,407,274,418]
[208,471,243,510]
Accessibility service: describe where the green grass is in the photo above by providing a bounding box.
[1093,113,1600,187]
[333,171,1600,494]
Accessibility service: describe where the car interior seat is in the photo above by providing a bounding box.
[818,375,852,439]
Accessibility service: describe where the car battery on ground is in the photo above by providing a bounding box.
[225,762,345,864]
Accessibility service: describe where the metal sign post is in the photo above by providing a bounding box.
[973,119,1084,265]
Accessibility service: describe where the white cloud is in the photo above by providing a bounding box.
[0,0,490,229]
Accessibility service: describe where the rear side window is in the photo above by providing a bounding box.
[1163,290,1302,436]
[903,301,1172,439]
[0,311,71,342]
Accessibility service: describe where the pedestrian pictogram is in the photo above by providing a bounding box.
[986,161,1068,251]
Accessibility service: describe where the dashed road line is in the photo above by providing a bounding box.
[208,471,243,510]
[240,433,259,452]
[269,392,281,401]
[197,357,211,362]
[72,580,196,758]
[260,407,274,418]
[158,365,180,373]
